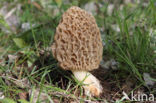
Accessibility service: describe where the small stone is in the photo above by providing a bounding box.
[107,4,114,16]
[84,2,97,15]
[143,73,155,86]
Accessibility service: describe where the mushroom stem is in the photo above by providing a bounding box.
[72,70,103,97]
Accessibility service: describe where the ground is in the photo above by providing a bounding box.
[0,0,156,103]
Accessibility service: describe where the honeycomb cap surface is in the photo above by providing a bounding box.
[52,6,103,71]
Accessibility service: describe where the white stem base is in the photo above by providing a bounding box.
[72,70,103,97]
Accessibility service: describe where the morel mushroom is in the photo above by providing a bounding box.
[51,6,103,97]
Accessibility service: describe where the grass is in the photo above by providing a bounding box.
[0,0,156,102]
[106,1,156,82]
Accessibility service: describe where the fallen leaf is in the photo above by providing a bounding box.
[2,75,30,88]
[29,88,50,103]
[32,2,42,10]
[8,54,18,62]
[53,98,60,103]
[13,78,30,88]
[13,38,28,48]
[19,92,28,100]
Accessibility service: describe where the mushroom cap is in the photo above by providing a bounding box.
[51,6,103,71]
